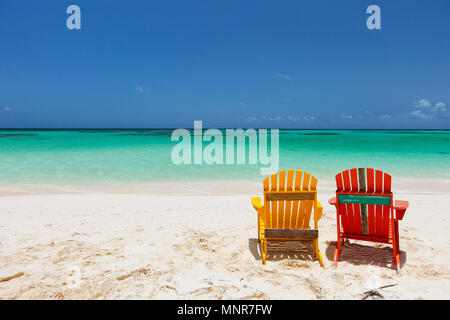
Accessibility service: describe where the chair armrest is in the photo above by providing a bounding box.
[251,197,264,211]
[314,201,323,228]
[394,200,409,220]
[328,197,337,206]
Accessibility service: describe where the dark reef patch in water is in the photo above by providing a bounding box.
[297,133,341,136]
[437,152,450,155]
[386,131,448,135]
[0,134,37,138]
[119,132,173,136]
[77,130,129,133]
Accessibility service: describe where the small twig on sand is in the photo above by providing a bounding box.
[362,284,397,300]
[1,272,24,282]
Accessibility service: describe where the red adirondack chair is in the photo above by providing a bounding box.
[328,168,409,273]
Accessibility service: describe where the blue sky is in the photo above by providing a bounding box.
[0,0,449,129]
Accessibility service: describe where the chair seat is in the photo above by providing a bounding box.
[265,228,318,239]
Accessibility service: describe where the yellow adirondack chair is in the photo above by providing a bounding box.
[251,169,324,266]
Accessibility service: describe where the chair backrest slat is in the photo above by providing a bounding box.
[336,172,344,191]
[375,170,383,192]
[343,170,351,191]
[350,168,358,192]
[383,173,392,193]
[367,168,375,192]
[277,170,286,228]
[358,168,366,192]
[310,176,318,191]
[286,169,294,191]
[284,170,295,228]
[302,172,311,190]
[294,170,302,191]
[271,173,277,191]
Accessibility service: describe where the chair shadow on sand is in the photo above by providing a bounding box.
[325,241,407,271]
[248,238,317,263]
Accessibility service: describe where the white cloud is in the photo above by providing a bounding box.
[245,115,284,122]
[379,114,392,120]
[341,114,353,120]
[409,99,447,120]
[136,86,144,92]
[414,99,446,113]
[433,102,446,112]
[409,109,431,120]
[268,116,283,121]
[239,102,248,108]
[275,73,291,80]
[248,114,315,122]
[244,116,258,122]
[3,106,11,111]
[287,115,316,121]
[414,99,431,108]
[284,98,293,104]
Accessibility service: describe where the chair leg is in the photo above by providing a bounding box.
[393,245,400,274]
[257,213,261,243]
[393,241,401,274]
[395,220,400,253]
[392,220,401,274]
[261,239,267,265]
[334,236,343,267]
[313,239,323,267]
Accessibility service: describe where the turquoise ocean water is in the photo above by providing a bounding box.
[0,130,449,185]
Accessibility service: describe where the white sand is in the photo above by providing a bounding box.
[0,180,449,300]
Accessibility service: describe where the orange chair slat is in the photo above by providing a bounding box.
[290,200,300,229]
[284,170,294,228]
[271,173,278,191]
[278,171,286,228]
[296,201,306,229]
[270,200,278,228]
[310,176,318,191]
[302,201,314,229]
[294,170,302,191]
[263,176,270,192]
[286,169,294,191]
[302,172,311,190]
[278,170,286,191]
